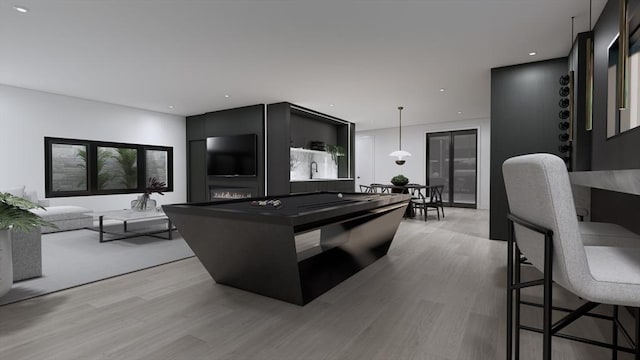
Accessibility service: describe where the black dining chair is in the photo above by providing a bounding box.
[411,185,443,221]
[428,185,445,219]
[408,186,429,221]
[370,183,389,193]
[359,184,374,193]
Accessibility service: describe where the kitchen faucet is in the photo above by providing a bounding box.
[310,161,318,178]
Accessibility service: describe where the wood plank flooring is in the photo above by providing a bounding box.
[0,208,635,359]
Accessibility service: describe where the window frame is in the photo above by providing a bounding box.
[45,137,173,198]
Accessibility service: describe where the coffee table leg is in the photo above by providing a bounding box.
[99,215,104,243]
[124,220,128,233]
[168,219,173,240]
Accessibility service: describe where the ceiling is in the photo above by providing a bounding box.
[0,0,607,131]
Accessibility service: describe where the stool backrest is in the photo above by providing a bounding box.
[502,153,589,294]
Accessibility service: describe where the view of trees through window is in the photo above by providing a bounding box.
[51,143,87,192]
[97,147,138,190]
[45,138,173,197]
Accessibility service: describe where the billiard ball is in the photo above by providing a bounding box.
[337,193,343,198]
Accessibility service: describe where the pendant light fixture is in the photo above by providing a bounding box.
[389,106,411,165]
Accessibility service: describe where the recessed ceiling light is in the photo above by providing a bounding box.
[457,111,463,115]
[529,52,537,56]
[224,94,230,98]
[329,104,334,107]
[168,105,174,109]
[439,88,446,92]
[13,5,28,13]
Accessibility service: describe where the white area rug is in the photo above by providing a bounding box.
[0,227,194,305]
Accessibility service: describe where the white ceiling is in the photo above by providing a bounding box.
[0,0,606,131]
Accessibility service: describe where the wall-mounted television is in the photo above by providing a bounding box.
[206,134,257,177]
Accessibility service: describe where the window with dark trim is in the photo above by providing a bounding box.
[45,137,173,198]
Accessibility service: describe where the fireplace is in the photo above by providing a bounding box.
[209,186,255,200]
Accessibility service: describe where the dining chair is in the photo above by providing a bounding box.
[427,185,445,219]
[408,185,441,221]
[407,185,425,220]
[370,183,388,193]
[503,153,640,360]
[359,184,374,193]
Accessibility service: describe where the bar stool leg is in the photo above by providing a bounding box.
[612,305,618,360]
[507,220,514,360]
[635,307,640,360]
[542,233,553,360]
[515,246,522,360]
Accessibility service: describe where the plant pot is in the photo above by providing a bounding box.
[131,196,157,211]
[391,181,409,187]
[0,229,13,297]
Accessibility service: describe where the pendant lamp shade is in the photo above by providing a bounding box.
[389,106,411,165]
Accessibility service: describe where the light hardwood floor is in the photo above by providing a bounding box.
[0,208,635,359]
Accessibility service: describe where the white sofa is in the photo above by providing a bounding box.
[1,186,94,282]
[2,186,93,233]
[30,206,93,233]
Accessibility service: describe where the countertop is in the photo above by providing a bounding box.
[290,178,354,182]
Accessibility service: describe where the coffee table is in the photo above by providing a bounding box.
[87,209,175,243]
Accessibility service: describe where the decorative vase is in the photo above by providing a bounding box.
[0,229,13,298]
[131,195,156,211]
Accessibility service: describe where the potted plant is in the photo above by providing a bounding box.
[325,144,345,164]
[391,174,409,186]
[0,192,53,297]
[132,177,167,211]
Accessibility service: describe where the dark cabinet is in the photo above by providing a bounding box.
[187,103,355,201]
[290,180,355,194]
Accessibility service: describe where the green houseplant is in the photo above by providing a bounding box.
[325,144,345,164]
[391,174,409,186]
[0,192,53,297]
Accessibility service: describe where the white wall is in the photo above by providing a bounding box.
[0,84,186,211]
[356,118,491,210]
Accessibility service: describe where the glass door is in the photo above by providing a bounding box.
[426,129,477,208]
[426,133,450,203]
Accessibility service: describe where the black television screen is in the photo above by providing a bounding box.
[206,134,257,177]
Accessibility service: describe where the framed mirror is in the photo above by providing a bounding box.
[607,35,621,137]
[607,21,640,138]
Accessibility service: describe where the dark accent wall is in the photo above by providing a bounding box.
[186,104,265,202]
[266,103,291,196]
[490,58,568,240]
[588,0,640,233]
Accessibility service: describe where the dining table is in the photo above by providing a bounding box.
[370,183,430,194]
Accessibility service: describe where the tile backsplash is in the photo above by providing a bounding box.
[290,148,338,180]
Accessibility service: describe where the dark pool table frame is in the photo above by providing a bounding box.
[163,192,410,305]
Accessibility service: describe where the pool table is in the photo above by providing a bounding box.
[163,192,410,305]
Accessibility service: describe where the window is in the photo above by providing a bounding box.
[49,141,89,195]
[45,137,173,198]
